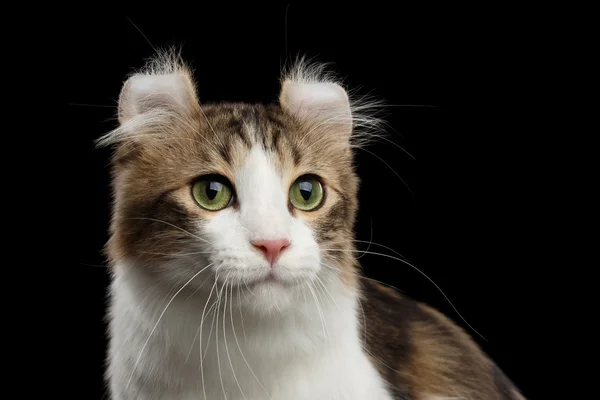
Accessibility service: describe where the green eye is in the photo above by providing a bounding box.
[289,175,324,211]
[191,176,234,211]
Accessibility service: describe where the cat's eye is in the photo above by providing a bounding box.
[191,175,234,211]
[289,175,324,211]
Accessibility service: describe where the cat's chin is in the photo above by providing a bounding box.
[236,278,298,314]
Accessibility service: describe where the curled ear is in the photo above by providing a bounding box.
[279,61,352,139]
[96,49,201,149]
[117,51,199,124]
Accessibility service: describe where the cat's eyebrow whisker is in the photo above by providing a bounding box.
[354,134,416,160]
[126,261,215,389]
[197,104,228,151]
[302,112,416,160]
[320,249,486,341]
[169,110,223,155]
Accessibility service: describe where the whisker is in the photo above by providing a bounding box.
[185,273,215,300]
[321,249,486,341]
[80,262,108,268]
[198,105,227,151]
[126,262,214,389]
[357,294,368,346]
[363,134,416,160]
[314,275,340,312]
[68,103,115,108]
[200,272,220,398]
[371,104,436,108]
[356,217,374,260]
[215,271,230,400]
[128,217,216,246]
[319,261,404,295]
[236,290,247,342]
[306,281,329,340]
[301,281,309,315]
[230,286,272,399]
[351,239,409,261]
[188,270,219,364]
[358,147,414,196]
[186,301,216,363]
[126,17,158,53]
[223,282,247,399]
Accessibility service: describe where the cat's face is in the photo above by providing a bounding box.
[102,53,366,314]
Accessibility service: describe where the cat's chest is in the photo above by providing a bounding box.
[179,345,393,400]
[150,328,393,400]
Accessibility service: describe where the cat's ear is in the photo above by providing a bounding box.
[117,53,199,124]
[279,62,352,139]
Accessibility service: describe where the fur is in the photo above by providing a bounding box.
[100,49,525,400]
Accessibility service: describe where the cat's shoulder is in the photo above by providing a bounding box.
[358,278,525,400]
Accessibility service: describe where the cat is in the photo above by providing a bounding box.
[98,49,526,400]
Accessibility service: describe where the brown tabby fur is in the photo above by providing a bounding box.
[99,51,525,399]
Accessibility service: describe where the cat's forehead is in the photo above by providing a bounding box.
[176,102,348,179]
[202,103,301,163]
[118,101,351,195]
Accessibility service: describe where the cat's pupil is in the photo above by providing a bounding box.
[299,181,312,201]
[206,181,222,200]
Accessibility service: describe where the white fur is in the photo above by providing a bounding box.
[117,74,193,122]
[107,146,393,399]
[280,80,352,135]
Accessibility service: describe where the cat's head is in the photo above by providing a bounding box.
[99,50,381,314]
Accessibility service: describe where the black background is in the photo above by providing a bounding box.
[66,6,541,399]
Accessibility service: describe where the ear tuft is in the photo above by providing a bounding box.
[117,48,199,124]
[279,58,352,138]
[280,57,387,149]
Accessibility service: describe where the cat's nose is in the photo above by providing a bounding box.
[251,239,291,265]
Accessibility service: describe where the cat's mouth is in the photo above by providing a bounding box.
[217,266,315,289]
[247,273,287,288]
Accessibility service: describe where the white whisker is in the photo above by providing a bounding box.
[128,217,217,246]
[321,248,486,341]
[223,283,247,400]
[126,262,214,389]
[306,281,329,340]
[215,272,229,400]
[314,275,340,312]
[230,288,272,399]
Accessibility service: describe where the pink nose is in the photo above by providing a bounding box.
[251,239,291,265]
